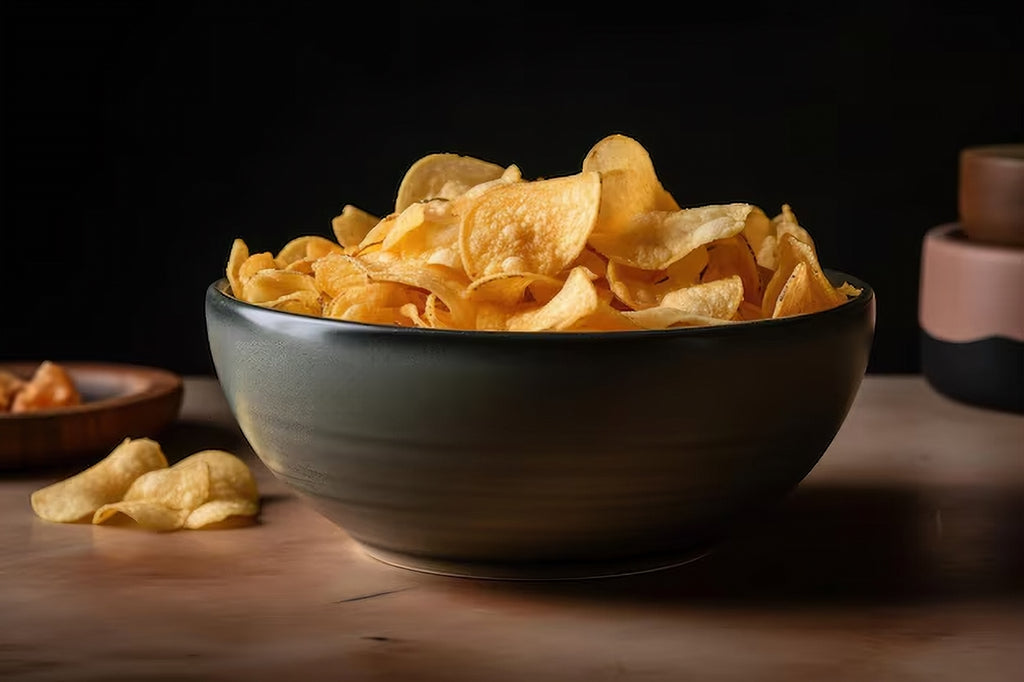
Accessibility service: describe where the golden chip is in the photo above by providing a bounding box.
[507,266,600,331]
[332,204,381,248]
[459,171,601,278]
[31,438,169,523]
[582,133,679,238]
[659,275,745,320]
[588,203,755,271]
[395,152,507,213]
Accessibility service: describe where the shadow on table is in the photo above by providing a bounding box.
[157,420,253,462]
[455,482,1024,607]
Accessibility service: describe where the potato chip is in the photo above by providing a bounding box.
[242,269,319,305]
[605,247,708,310]
[92,501,191,531]
[459,171,601,278]
[312,252,371,298]
[395,153,507,213]
[762,233,845,318]
[276,235,344,268]
[266,290,323,317]
[324,282,410,319]
[176,449,259,504]
[582,133,679,239]
[238,251,278,284]
[31,438,168,523]
[622,307,737,330]
[226,238,249,298]
[588,203,755,271]
[93,458,211,530]
[185,499,261,530]
[380,199,461,266]
[466,272,564,306]
[701,234,761,304]
[572,303,643,331]
[507,266,600,331]
[359,261,474,328]
[331,204,381,248]
[659,275,744,320]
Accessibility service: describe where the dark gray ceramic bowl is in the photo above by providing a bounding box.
[206,272,875,580]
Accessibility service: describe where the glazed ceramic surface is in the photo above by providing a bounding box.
[206,274,875,579]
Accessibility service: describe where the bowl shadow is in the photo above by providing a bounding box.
[446,478,1024,607]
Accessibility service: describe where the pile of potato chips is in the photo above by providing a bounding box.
[225,134,861,331]
[31,438,260,531]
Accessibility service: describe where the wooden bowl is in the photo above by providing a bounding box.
[959,144,1024,247]
[0,362,184,471]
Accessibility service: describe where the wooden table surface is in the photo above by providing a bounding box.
[2,375,1023,681]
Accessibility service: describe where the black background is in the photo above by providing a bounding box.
[2,1,1022,376]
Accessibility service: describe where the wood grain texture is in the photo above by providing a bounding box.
[1,376,1023,681]
[0,362,183,470]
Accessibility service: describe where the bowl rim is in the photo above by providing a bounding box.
[206,269,874,341]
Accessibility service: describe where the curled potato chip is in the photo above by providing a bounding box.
[762,233,845,318]
[175,450,259,503]
[324,282,411,319]
[238,251,278,286]
[242,269,319,305]
[93,458,211,530]
[396,153,507,213]
[507,267,600,331]
[312,252,371,298]
[459,171,601,278]
[582,133,679,238]
[466,272,564,306]
[31,438,168,523]
[332,204,381,248]
[276,235,344,268]
[267,290,323,317]
[588,203,754,270]
[92,501,191,532]
[605,247,708,310]
[701,234,761,305]
[622,307,737,329]
[185,499,261,530]
[227,238,249,298]
[380,199,461,266]
[659,275,745,320]
[358,261,474,328]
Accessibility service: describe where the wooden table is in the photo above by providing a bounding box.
[2,375,1023,681]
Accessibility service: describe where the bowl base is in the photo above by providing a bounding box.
[356,542,716,581]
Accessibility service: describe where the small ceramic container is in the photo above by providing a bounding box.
[919,223,1024,413]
